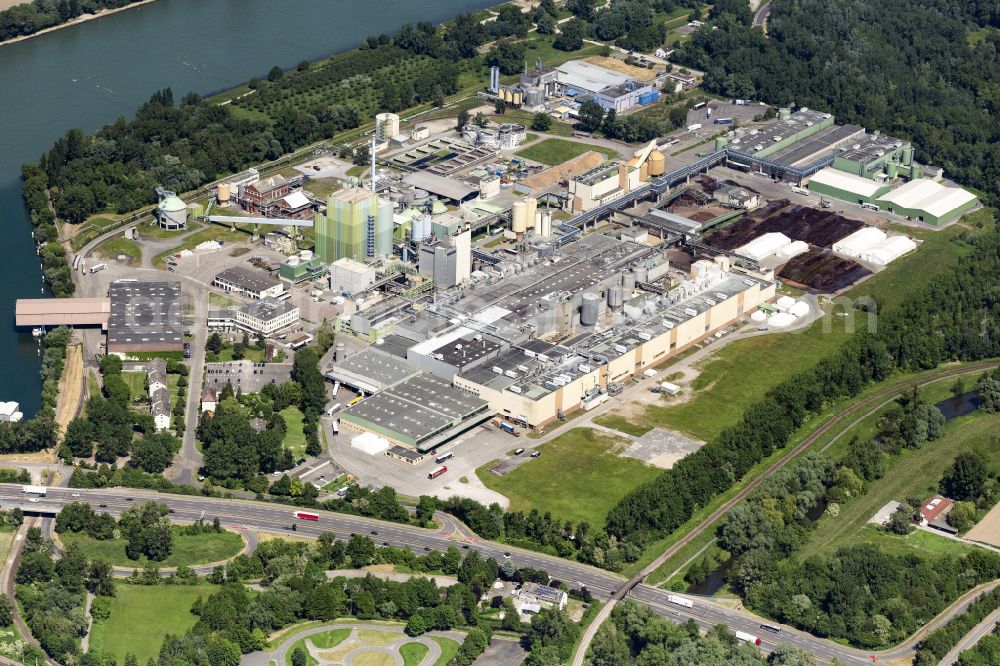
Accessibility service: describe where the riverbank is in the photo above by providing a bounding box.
[0,0,159,48]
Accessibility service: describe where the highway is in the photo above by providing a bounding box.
[0,483,880,664]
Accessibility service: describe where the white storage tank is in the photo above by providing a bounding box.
[511,201,528,234]
[581,293,601,326]
[299,249,314,261]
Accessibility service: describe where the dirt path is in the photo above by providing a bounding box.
[55,342,84,439]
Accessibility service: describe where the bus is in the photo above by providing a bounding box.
[292,511,319,521]
[435,452,454,465]
[348,396,364,407]
[861,202,880,211]
[759,623,781,634]
[428,465,448,480]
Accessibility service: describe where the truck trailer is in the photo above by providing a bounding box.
[21,485,46,495]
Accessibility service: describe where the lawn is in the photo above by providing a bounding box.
[136,219,198,241]
[87,583,219,664]
[210,344,265,363]
[430,637,460,666]
[93,236,141,263]
[285,628,350,666]
[280,406,308,459]
[516,138,620,166]
[122,371,147,402]
[800,409,1000,559]
[477,428,661,526]
[305,177,341,200]
[60,527,244,568]
[401,642,428,666]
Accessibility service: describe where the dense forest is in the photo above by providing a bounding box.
[0,0,145,42]
[673,0,1000,205]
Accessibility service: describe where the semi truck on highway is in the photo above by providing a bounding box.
[666,594,694,608]
[21,485,46,496]
[292,511,319,521]
[735,631,762,646]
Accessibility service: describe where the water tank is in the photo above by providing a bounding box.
[524,197,537,229]
[910,164,922,180]
[714,137,728,151]
[648,150,666,177]
[581,293,601,326]
[299,249,313,261]
[634,268,648,284]
[511,201,528,233]
[623,271,636,293]
[886,162,897,179]
[217,182,231,204]
[902,144,913,166]
[607,285,625,309]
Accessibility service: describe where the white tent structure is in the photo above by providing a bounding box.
[767,312,797,327]
[860,235,917,266]
[351,431,391,455]
[736,232,792,262]
[833,227,886,258]
[776,240,809,260]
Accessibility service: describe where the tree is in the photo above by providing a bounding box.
[353,143,370,167]
[267,66,284,82]
[977,377,1000,413]
[531,112,552,131]
[587,622,631,666]
[536,13,557,35]
[486,41,527,76]
[290,647,307,666]
[405,612,428,636]
[577,101,604,133]
[0,596,12,627]
[207,332,223,355]
[941,451,988,501]
[768,644,817,665]
[947,501,977,532]
[457,108,470,130]
[553,18,585,51]
[566,0,597,21]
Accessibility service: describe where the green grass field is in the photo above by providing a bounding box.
[279,406,308,458]
[477,428,660,526]
[93,236,141,262]
[152,224,250,268]
[122,371,147,402]
[516,138,620,166]
[60,527,243,568]
[430,637,460,666]
[401,641,429,666]
[285,628,351,666]
[87,583,219,664]
[799,405,1000,559]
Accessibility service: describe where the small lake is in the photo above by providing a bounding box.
[936,391,981,420]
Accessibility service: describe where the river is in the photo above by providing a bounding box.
[0,0,495,415]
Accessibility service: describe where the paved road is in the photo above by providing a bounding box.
[940,599,1000,664]
[753,0,771,28]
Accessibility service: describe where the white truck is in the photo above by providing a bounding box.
[687,123,703,132]
[666,594,694,609]
[89,263,107,274]
[21,485,46,496]
[735,631,761,646]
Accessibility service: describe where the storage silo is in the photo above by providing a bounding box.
[648,150,666,177]
[778,107,791,120]
[714,137,728,151]
[512,91,522,106]
[375,112,400,141]
[511,201,528,234]
[910,164,922,179]
[217,182,231,205]
[581,293,601,326]
[623,271,636,294]
[886,162,897,179]
[524,197,537,229]
[901,144,913,166]
[607,285,625,309]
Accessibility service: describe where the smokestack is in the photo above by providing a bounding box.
[370,133,377,192]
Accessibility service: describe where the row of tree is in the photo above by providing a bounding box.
[0,326,63,454]
[0,0,145,43]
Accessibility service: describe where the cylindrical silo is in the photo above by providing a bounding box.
[902,144,913,166]
[524,197,537,229]
[714,137,728,151]
[512,91,522,106]
[886,162,897,179]
[634,268,648,284]
[511,201,527,234]
[910,164,922,179]
[299,249,313,261]
[622,271,636,294]
[607,285,625,309]
[648,150,666,177]
[217,182,231,205]
[581,293,601,326]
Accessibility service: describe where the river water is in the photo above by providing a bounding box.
[0,0,494,414]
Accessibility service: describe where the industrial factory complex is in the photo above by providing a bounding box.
[14,58,982,470]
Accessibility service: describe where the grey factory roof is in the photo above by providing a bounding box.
[430,334,503,368]
[238,297,297,322]
[402,172,479,202]
[839,131,907,164]
[574,162,623,186]
[342,374,489,450]
[556,60,631,94]
[107,281,182,347]
[769,124,864,167]
[214,266,281,294]
[729,108,832,155]
[326,347,421,393]
[460,341,580,400]
[644,209,702,233]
